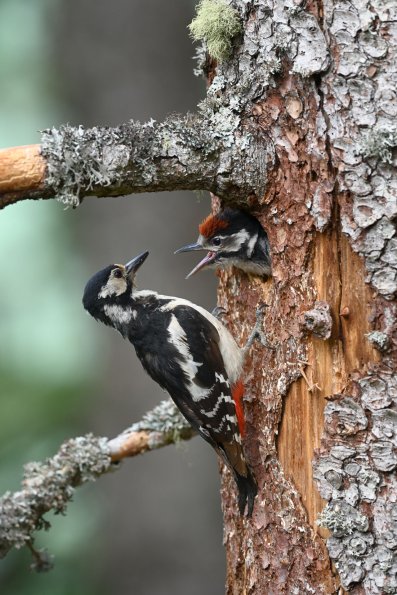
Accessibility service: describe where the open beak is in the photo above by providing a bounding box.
[174,240,217,279]
[125,251,149,278]
[185,251,217,279]
[174,242,203,254]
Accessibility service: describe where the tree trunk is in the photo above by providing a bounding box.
[213,1,396,593]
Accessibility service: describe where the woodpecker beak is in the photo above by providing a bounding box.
[175,240,217,278]
[125,251,149,278]
[185,251,217,279]
[174,242,203,254]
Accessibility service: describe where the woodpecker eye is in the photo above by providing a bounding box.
[212,237,221,246]
[113,268,123,279]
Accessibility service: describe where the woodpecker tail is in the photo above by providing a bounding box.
[234,467,258,517]
[220,441,258,517]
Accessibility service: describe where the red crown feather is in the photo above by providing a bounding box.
[198,213,228,238]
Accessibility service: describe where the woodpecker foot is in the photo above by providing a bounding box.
[242,303,274,359]
[211,306,227,321]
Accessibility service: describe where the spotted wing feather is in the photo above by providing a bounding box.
[131,301,257,515]
[139,304,239,446]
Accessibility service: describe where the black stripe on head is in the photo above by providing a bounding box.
[83,265,114,316]
[216,209,261,238]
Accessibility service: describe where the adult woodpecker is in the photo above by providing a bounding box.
[83,251,257,516]
[175,208,272,279]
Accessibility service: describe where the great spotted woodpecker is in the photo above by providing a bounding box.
[83,251,257,516]
[175,208,272,279]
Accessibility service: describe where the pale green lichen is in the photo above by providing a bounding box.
[189,0,242,63]
[192,41,208,77]
[359,126,397,164]
[317,502,369,537]
[133,399,190,435]
[366,330,390,352]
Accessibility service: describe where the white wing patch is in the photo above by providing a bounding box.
[168,314,211,402]
[133,289,157,298]
[215,372,230,386]
[201,393,231,418]
[159,296,243,383]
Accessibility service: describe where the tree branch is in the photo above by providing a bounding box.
[0,145,46,208]
[0,400,195,565]
[0,112,270,210]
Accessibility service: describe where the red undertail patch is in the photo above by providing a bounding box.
[232,380,246,437]
[198,213,229,238]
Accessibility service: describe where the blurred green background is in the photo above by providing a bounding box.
[0,1,223,594]
[0,1,106,593]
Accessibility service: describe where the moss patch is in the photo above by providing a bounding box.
[189,0,242,63]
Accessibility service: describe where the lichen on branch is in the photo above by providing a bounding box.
[41,117,219,208]
[37,109,269,208]
[0,399,193,568]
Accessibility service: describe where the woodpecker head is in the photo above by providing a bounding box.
[83,251,149,329]
[175,208,272,278]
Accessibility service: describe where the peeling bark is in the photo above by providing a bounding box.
[0,145,46,207]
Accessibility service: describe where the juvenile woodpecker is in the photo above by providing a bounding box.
[175,208,272,279]
[83,251,257,516]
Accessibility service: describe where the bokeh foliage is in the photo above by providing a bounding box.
[0,1,103,592]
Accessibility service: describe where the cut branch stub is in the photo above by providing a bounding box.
[0,145,46,207]
[0,114,273,209]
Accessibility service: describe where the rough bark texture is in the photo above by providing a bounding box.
[0,113,272,209]
[210,0,396,593]
[184,2,397,594]
[1,0,396,592]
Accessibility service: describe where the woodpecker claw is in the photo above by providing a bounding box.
[243,303,274,358]
[255,303,275,350]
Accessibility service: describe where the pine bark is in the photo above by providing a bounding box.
[214,1,397,593]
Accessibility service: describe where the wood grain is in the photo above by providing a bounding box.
[278,230,379,529]
[0,144,46,207]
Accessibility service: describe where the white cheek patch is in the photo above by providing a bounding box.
[226,230,250,252]
[99,276,127,298]
[247,232,258,257]
[104,304,135,325]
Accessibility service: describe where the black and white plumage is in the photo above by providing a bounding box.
[83,251,257,516]
[175,208,272,278]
